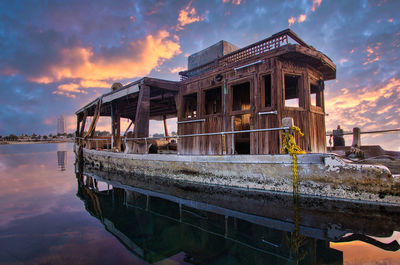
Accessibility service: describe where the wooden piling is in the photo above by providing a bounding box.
[352,127,361,147]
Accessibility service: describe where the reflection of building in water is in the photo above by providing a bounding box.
[57,151,67,171]
[77,175,348,265]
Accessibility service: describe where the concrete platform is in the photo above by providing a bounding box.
[81,148,399,205]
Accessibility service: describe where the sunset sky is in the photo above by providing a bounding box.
[0,0,399,149]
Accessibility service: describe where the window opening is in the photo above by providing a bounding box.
[204,87,222,115]
[310,83,322,107]
[284,75,300,107]
[232,82,251,111]
[182,93,197,118]
[264,74,272,107]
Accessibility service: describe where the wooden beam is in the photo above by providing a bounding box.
[111,102,121,151]
[132,85,150,153]
[79,110,88,137]
[149,92,176,101]
[76,115,81,136]
[163,115,169,136]
[143,77,179,91]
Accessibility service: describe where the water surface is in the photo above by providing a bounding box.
[0,143,399,264]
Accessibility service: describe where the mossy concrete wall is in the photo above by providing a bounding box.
[82,148,399,205]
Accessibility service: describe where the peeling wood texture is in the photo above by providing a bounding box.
[76,29,336,156]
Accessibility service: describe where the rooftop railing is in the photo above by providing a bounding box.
[179,29,310,80]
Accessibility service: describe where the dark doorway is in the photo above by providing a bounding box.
[233,114,250,154]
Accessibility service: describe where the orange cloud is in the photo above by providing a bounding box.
[298,14,307,23]
[169,66,186,73]
[52,90,77,99]
[363,43,382,65]
[222,0,242,4]
[311,0,322,12]
[326,78,399,110]
[53,80,109,98]
[288,17,296,26]
[177,1,206,30]
[29,30,181,87]
[288,0,321,26]
[79,80,110,88]
[57,83,88,94]
[325,78,400,140]
[28,76,53,84]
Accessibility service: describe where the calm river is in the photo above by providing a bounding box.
[0,143,399,264]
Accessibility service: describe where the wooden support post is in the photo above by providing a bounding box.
[231,116,235,154]
[133,85,150,153]
[76,115,81,137]
[352,127,361,147]
[222,134,226,155]
[76,115,81,144]
[111,102,121,151]
[163,115,169,136]
[79,111,88,137]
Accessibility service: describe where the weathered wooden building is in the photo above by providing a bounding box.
[76,29,336,155]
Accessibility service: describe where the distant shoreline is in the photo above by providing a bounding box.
[0,140,74,145]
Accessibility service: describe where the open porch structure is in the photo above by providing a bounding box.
[75,77,179,153]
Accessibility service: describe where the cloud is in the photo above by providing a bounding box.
[169,66,186,73]
[177,1,206,30]
[325,77,400,137]
[57,83,87,94]
[25,30,180,98]
[52,83,88,99]
[29,30,180,84]
[52,80,110,99]
[42,117,54,126]
[311,0,322,12]
[298,14,307,23]
[288,0,322,26]
[288,16,296,26]
[145,1,166,16]
[222,0,242,5]
[362,43,382,65]
[79,80,110,88]
[52,90,77,99]
[0,67,18,76]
